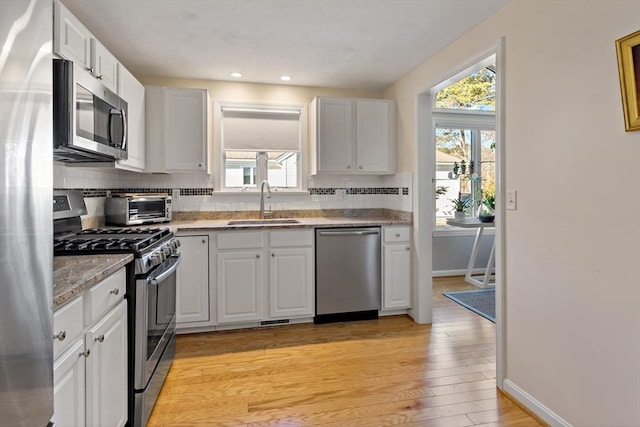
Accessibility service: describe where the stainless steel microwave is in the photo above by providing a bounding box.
[53,58,128,163]
[105,194,172,226]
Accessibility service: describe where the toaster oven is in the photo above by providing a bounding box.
[105,194,172,226]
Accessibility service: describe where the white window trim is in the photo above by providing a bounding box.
[433,110,496,230]
[213,100,308,193]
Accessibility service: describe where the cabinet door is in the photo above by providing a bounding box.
[316,98,355,172]
[356,99,396,173]
[164,88,208,172]
[176,235,210,325]
[383,244,411,309]
[216,251,263,323]
[91,39,118,92]
[269,247,314,318]
[116,64,145,172]
[52,339,86,427]
[85,300,128,427]
[54,1,91,70]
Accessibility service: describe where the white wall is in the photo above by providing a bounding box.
[385,0,640,425]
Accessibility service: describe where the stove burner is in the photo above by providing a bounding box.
[54,227,173,255]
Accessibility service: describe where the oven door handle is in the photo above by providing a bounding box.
[149,254,181,285]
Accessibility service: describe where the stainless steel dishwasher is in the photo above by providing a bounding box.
[315,227,381,323]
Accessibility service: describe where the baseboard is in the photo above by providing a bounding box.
[502,379,572,427]
[432,268,487,277]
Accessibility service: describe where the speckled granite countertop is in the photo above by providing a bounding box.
[54,254,133,309]
[167,216,410,232]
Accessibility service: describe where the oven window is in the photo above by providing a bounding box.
[130,201,166,218]
[147,263,176,360]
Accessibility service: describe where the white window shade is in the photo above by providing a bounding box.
[222,109,301,151]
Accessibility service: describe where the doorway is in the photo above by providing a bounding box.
[415,40,505,388]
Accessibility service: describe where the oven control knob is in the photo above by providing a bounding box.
[151,253,163,266]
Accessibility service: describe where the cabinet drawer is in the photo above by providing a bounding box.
[53,296,84,358]
[269,229,313,247]
[85,268,126,325]
[384,226,410,243]
[217,231,263,249]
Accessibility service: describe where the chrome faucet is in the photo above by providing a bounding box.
[259,180,272,219]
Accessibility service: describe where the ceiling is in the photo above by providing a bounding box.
[61,0,509,91]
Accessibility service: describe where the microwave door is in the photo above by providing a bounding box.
[107,108,127,154]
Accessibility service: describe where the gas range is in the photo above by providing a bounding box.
[54,227,179,275]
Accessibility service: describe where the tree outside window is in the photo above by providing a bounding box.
[434,66,495,227]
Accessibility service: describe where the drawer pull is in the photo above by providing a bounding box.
[395,233,401,237]
[54,331,66,341]
[95,334,105,343]
[256,254,260,259]
[109,288,120,296]
[406,247,410,251]
[80,349,91,358]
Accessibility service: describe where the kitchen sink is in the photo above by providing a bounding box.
[227,219,301,225]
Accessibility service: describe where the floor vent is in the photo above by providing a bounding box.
[260,319,290,326]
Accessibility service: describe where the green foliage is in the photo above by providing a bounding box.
[435,185,448,199]
[435,68,495,111]
[482,190,496,209]
[449,197,470,212]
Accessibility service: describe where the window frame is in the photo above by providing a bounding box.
[433,110,495,229]
[214,100,308,194]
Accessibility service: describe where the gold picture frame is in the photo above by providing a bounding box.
[616,30,640,131]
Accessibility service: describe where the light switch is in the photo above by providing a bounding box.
[506,190,517,210]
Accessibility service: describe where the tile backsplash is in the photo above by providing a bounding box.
[54,165,412,217]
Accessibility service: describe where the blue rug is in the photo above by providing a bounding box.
[443,289,495,323]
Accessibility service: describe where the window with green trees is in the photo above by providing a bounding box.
[434,65,496,227]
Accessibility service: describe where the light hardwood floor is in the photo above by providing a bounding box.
[147,277,541,426]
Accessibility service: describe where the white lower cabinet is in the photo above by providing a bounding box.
[382,226,412,310]
[85,300,128,427]
[268,230,314,319]
[217,249,264,323]
[176,234,211,327]
[53,338,85,427]
[51,267,128,427]
[214,229,314,325]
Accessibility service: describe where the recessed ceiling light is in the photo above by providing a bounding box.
[280,75,292,81]
[230,72,243,78]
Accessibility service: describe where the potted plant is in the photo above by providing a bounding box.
[478,191,495,223]
[449,196,470,220]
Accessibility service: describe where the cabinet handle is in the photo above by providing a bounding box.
[358,165,363,170]
[405,247,410,251]
[202,239,206,244]
[80,349,91,358]
[110,288,120,296]
[198,163,203,168]
[86,66,94,73]
[95,334,105,343]
[53,330,66,341]
[347,165,351,169]
[256,254,260,259]
[271,253,275,257]
[96,74,103,80]
[395,233,401,237]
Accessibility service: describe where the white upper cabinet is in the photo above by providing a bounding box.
[91,40,119,93]
[310,97,396,175]
[116,64,145,172]
[53,1,91,68]
[53,1,119,92]
[145,86,211,174]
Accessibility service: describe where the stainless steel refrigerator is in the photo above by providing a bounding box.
[0,0,54,426]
